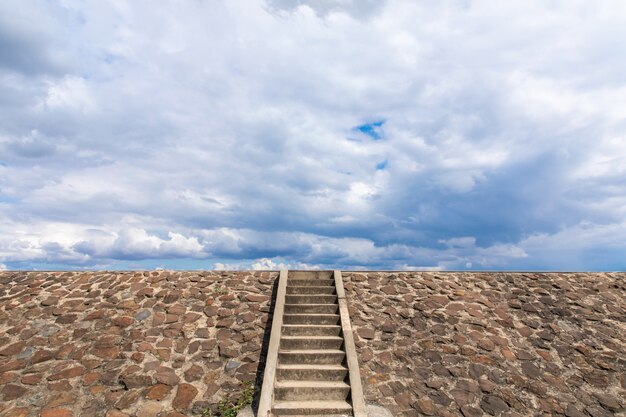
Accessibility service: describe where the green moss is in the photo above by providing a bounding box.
[203,381,255,417]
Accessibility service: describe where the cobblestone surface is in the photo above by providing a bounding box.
[1,271,624,417]
[0,271,276,417]
[344,272,626,417]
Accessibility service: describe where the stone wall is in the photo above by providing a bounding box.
[344,272,625,417]
[0,271,277,417]
[1,271,624,417]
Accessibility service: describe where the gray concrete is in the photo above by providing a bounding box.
[258,270,367,416]
[334,270,367,417]
[257,269,288,417]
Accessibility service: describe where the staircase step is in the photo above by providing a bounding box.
[272,400,352,416]
[285,304,339,314]
[283,314,340,325]
[281,336,343,350]
[289,271,333,280]
[282,325,342,336]
[287,286,337,295]
[277,364,348,381]
[286,294,338,304]
[274,380,350,401]
[286,279,335,287]
[279,349,345,365]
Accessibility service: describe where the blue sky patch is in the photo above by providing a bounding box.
[354,120,385,140]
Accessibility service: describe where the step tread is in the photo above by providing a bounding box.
[277,364,348,370]
[275,380,350,388]
[281,336,343,340]
[279,349,344,354]
[283,325,341,328]
[284,313,339,317]
[273,400,352,410]
[287,285,336,288]
[284,304,338,307]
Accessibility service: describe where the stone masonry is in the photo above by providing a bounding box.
[0,271,624,417]
[344,272,625,417]
[0,271,276,417]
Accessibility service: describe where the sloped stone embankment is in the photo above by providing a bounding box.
[344,272,625,417]
[0,271,276,417]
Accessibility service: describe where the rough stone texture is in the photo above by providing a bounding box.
[1,271,624,417]
[344,272,626,417]
[0,271,276,416]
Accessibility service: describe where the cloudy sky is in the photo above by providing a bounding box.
[1,0,625,271]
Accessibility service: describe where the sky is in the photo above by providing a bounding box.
[1,0,625,271]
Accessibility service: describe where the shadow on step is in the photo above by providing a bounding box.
[251,273,279,415]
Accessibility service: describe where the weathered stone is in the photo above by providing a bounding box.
[480,395,510,415]
[565,404,587,417]
[593,393,622,411]
[414,397,435,415]
[41,297,59,306]
[461,405,483,417]
[184,364,204,382]
[154,366,180,386]
[46,392,76,408]
[48,366,86,381]
[2,337,26,355]
[245,294,268,302]
[172,383,198,411]
[2,383,28,400]
[145,383,172,400]
[358,328,375,339]
[119,373,152,389]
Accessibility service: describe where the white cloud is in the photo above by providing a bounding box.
[0,0,625,270]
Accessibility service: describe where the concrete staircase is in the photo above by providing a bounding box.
[258,271,366,417]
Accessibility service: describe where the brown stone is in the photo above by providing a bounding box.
[48,380,72,391]
[41,296,60,306]
[92,346,120,359]
[41,410,73,417]
[172,383,198,410]
[112,316,134,327]
[154,366,180,386]
[83,372,100,385]
[1,341,27,357]
[48,366,86,381]
[357,328,375,339]
[480,395,510,415]
[46,392,76,408]
[461,405,483,417]
[116,390,141,410]
[21,373,43,385]
[593,393,622,411]
[184,364,204,382]
[32,349,55,364]
[415,397,435,415]
[380,285,397,295]
[145,383,172,400]
[119,373,153,389]
[2,383,28,400]
[245,294,268,302]
[0,371,17,384]
[478,338,495,351]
